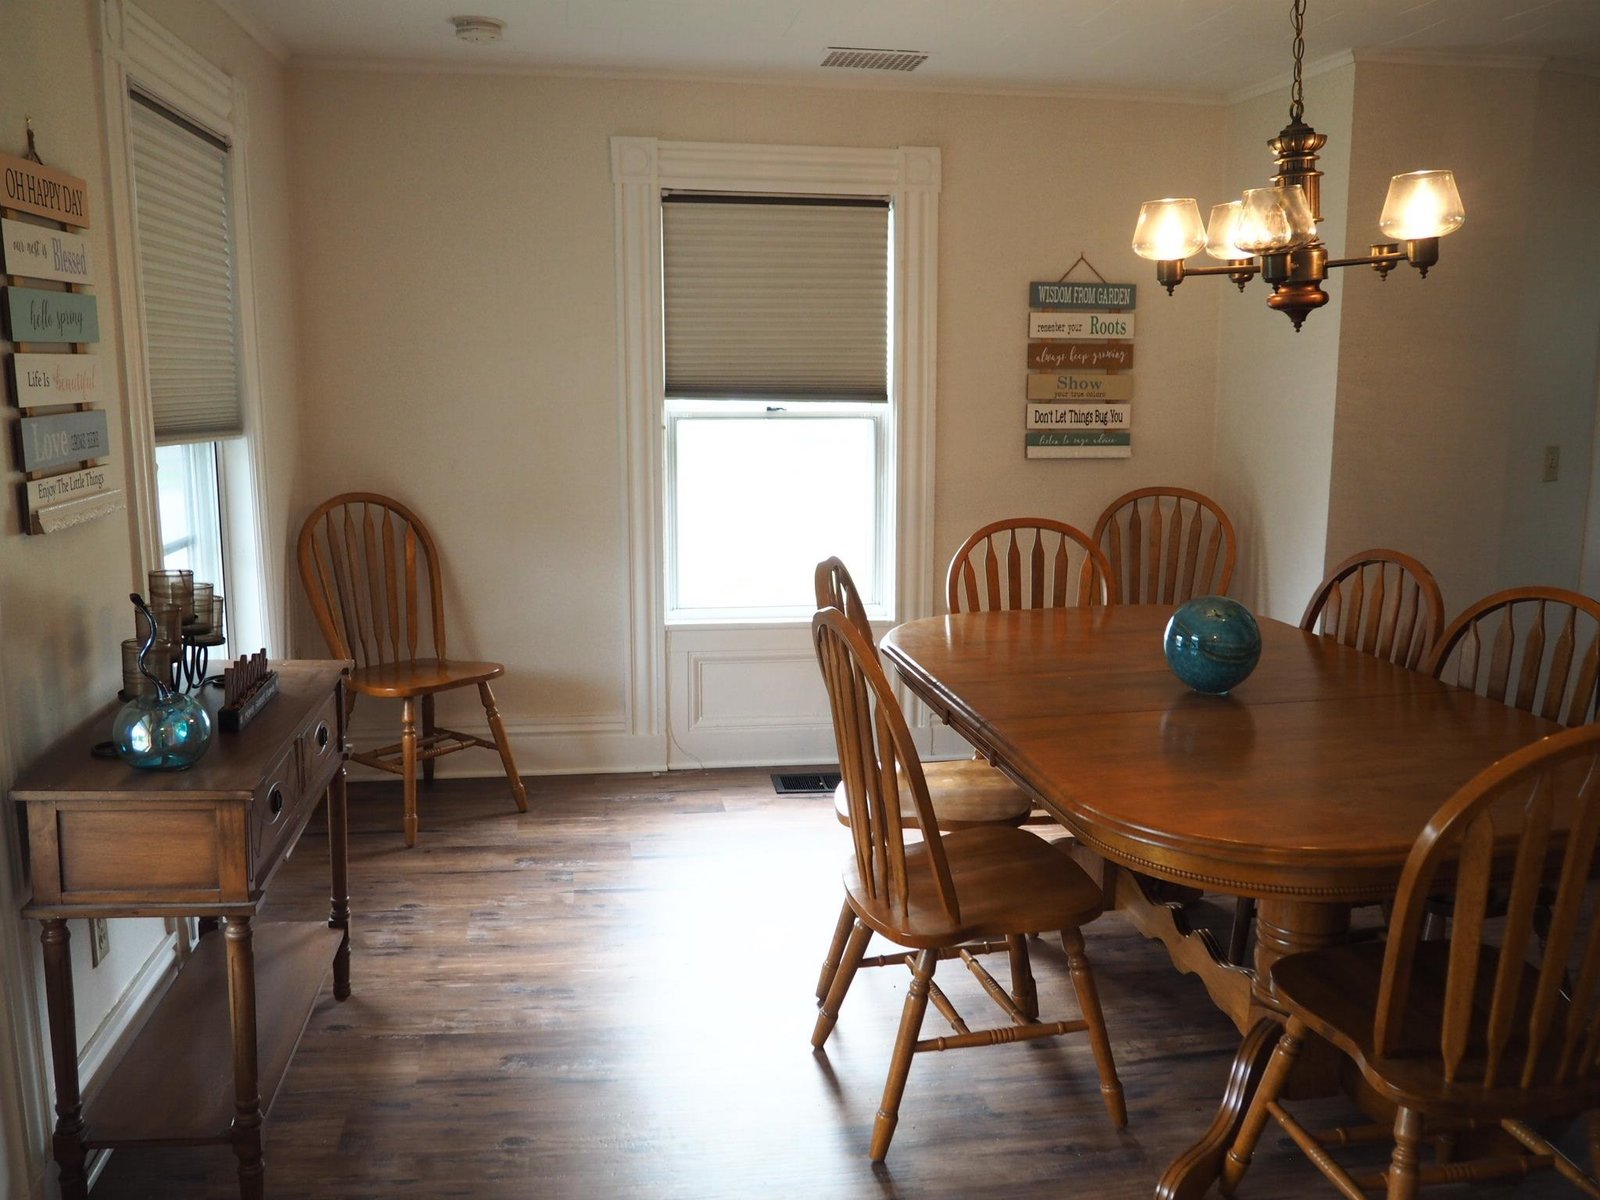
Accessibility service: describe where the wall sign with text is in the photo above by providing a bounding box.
[1,145,122,534]
[1024,279,1134,460]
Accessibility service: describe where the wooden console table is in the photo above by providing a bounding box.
[12,659,353,1200]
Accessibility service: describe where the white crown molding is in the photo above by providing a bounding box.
[288,55,1226,107]
[210,0,289,64]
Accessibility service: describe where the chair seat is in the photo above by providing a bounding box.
[832,759,1033,831]
[349,657,505,699]
[1273,941,1600,1119]
[843,826,1103,949]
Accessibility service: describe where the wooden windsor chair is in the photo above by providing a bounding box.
[810,607,1126,1162]
[811,558,1032,1008]
[1091,486,1236,606]
[1227,549,1448,965]
[1302,548,1447,671]
[1221,722,1600,1199]
[297,492,527,847]
[1425,587,1600,728]
[946,517,1115,613]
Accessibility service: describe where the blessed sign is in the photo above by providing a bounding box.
[0,151,90,226]
[10,353,104,409]
[1,217,93,284]
[1027,341,1132,372]
[3,287,99,344]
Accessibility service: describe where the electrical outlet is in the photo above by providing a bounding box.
[1543,444,1561,483]
[89,918,110,968]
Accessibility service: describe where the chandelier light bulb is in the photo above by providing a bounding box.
[1204,201,1250,261]
[1379,170,1466,241]
[1234,186,1315,254]
[1132,198,1206,262]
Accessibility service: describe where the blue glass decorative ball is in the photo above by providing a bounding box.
[112,692,213,770]
[1163,596,1262,695]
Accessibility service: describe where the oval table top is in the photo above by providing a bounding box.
[880,605,1562,903]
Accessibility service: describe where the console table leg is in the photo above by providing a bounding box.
[327,769,351,1000]
[40,920,88,1200]
[224,917,265,1200]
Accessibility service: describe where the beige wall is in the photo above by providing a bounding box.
[1329,62,1600,615]
[283,67,1228,760]
[0,3,297,1193]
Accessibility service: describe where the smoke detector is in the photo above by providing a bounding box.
[451,15,505,44]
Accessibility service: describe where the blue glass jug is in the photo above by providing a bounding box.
[112,593,212,770]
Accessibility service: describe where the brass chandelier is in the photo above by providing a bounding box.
[1132,0,1465,331]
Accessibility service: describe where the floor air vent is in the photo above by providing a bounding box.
[820,47,928,72]
[772,771,843,795]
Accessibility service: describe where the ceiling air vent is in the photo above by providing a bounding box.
[821,46,928,72]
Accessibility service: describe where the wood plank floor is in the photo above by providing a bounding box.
[89,770,1575,1199]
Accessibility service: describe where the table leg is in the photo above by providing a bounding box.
[1156,1016,1280,1199]
[327,769,351,1000]
[224,916,265,1200]
[40,920,88,1200]
[1157,898,1353,1198]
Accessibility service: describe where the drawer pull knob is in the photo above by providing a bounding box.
[268,786,285,817]
[316,723,330,749]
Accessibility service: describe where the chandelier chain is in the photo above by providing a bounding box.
[1290,0,1307,123]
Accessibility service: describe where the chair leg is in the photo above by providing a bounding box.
[1006,934,1039,1020]
[1386,1107,1423,1200]
[1062,927,1125,1128]
[870,947,937,1163]
[400,698,419,848]
[421,693,436,784]
[478,681,528,813]
[816,899,857,1004]
[1228,897,1255,966]
[813,920,871,1050]
[1221,1018,1305,1194]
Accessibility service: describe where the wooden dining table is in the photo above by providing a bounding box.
[879,604,1562,1199]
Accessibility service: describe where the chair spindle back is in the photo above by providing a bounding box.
[815,557,876,645]
[1092,487,1235,606]
[1376,723,1600,1092]
[297,492,447,669]
[946,518,1113,614]
[1300,548,1445,671]
[813,608,959,922]
[1426,588,1600,728]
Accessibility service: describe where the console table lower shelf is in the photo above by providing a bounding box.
[85,922,341,1148]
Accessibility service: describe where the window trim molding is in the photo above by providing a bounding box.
[99,0,279,652]
[610,136,940,739]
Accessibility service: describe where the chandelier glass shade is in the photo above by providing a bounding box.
[1132,0,1464,330]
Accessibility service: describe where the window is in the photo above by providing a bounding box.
[662,195,891,620]
[126,89,243,654]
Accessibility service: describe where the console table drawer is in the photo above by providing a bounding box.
[248,744,303,889]
[41,804,229,905]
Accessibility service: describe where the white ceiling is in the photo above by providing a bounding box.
[221,0,1600,99]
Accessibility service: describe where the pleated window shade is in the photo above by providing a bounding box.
[128,92,243,444]
[662,196,889,402]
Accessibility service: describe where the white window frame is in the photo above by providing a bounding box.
[664,399,893,622]
[611,138,940,741]
[99,0,277,654]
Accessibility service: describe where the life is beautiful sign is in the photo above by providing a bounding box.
[1024,278,1135,460]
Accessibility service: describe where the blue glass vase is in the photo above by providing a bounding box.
[113,593,212,770]
[1163,596,1262,695]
